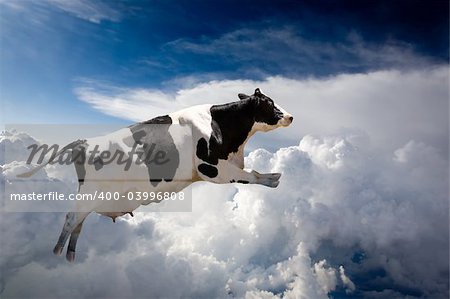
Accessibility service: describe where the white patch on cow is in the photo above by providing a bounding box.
[167,123,194,181]
[275,102,293,127]
[170,104,215,179]
[170,104,214,143]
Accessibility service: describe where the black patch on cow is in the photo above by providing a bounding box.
[93,157,104,171]
[141,115,173,125]
[253,89,283,125]
[129,115,179,187]
[196,137,210,163]
[237,180,249,184]
[196,100,255,166]
[72,143,87,191]
[196,89,283,172]
[198,163,218,178]
[230,179,236,183]
[254,99,283,125]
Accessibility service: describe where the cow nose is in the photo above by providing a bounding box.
[289,116,293,122]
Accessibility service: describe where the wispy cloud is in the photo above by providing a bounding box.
[165,27,439,76]
[45,0,122,23]
[75,82,176,121]
[0,0,26,10]
[0,0,122,24]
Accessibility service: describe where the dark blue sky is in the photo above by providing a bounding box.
[1,0,448,124]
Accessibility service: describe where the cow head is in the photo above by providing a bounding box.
[238,88,293,131]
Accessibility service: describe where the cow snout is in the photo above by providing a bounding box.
[279,114,293,127]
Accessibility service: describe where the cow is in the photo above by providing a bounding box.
[18,88,293,262]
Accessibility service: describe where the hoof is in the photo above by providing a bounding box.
[271,180,280,188]
[66,251,76,262]
[269,173,282,180]
[53,245,63,256]
[265,180,280,188]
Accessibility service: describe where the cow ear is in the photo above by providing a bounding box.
[238,93,249,100]
[254,88,261,95]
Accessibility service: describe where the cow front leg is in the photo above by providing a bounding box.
[66,220,84,262]
[53,212,90,256]
[198,160,281,188]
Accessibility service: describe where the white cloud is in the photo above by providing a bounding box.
[0,130,41,165]
[339,266,355,293]
[1,123,447,297]
[313,260,337,294]
[75,84,176,121]
[1,63,449,297]
[75,66,449,155]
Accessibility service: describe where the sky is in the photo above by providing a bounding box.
[0,1,449,299]
[0,0,448,125]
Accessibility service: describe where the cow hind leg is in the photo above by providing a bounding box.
[53,212,90,257]
[66,220,84,262]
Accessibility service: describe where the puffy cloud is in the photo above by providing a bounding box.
[0,130,41,165]
[1,125,447,298]
[244,133,448,298]
[313,260,338,295]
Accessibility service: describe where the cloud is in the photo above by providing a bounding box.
[75,66,449,154]
[0,0,122,24]
[339,266,355,293]
[0,130,41,165]
[0,0,26,11]
[2,62,449,297]
[75,84,176,121]
[45,0,121,23]
[1,123,448,298]
[164,27,441,76]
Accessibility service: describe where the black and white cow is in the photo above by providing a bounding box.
[19,88,293,262]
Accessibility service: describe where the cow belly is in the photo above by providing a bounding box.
[77,180,192,217]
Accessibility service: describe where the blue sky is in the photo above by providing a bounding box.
[1,0,448,125]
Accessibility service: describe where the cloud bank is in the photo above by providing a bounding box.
[2,64,449,298]
[76,66,448,153]
[1,115,448,298]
